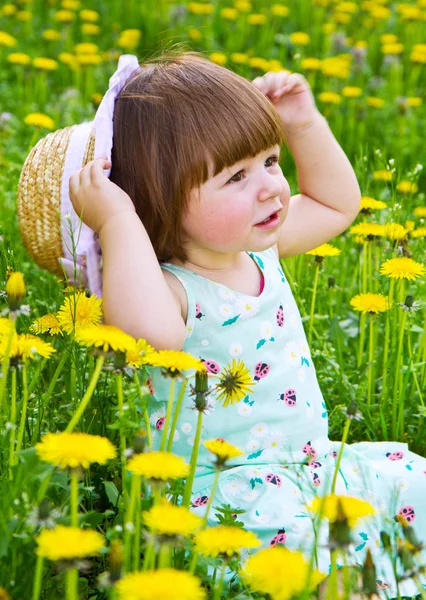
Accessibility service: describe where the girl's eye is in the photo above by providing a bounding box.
[226,155,280,184]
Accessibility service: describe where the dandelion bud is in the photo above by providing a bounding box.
[404,295,414,308]
[329,499,352,549]
[362,548,377,596]
[108,539,123,582]
[5,271,26,311]
[0,587,11,600]
[133,431,146,455]
[380,530,392,551]
[328,276,336,289]
[402,525,423,552]
[398,541,415,572]
[191,370,211,412]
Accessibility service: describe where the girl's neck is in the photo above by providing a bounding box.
[171,249,245,274]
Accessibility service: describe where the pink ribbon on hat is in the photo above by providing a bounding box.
[59,54,140,298]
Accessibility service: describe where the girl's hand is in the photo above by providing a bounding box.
[252,71,320,133]
[69,158,136,234]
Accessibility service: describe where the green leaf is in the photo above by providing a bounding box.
[222,315,239,326]
[103,480,120,506]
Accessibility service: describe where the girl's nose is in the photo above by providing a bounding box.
[257,174,283,202]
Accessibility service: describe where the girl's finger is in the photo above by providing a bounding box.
[90,160,111,184]
[69,172,79,199]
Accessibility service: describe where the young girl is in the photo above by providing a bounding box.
[69,50,426,597]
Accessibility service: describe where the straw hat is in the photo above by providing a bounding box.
[16,54,140,298]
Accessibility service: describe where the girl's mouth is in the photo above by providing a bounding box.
[254,211,281,230]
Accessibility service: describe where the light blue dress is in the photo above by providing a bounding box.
[148,247,426,598]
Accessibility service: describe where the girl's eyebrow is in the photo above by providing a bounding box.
[215,147,281,181]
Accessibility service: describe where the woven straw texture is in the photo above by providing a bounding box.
[17,127,95,276]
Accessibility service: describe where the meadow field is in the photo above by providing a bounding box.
[0,0,425,598]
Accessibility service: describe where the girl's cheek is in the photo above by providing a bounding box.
[202,204,251,244]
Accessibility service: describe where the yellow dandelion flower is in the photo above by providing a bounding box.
[194,526,261,558]
[2,4,17,16]
[143,500,202,536]
[36,432,116,469]
[350,293,392,314]
[247,13,267,25]
[248,57,270,71]
[366,96,385,108]
[0,334,56,362]
[74,42,98,54]
[126,338,156,367]
[54,8,75,22]
[209,52,227,65]
[0,32,17,47]
[42,29,61,41]
[384,223,408,241]
[24,113,55,129]
[272,4,289,16]
[413,207,426,218]
[318,91,342,104]
[81,23,100,35]
[5,271,25,310]
[149,349,205,375]
[0,317,12,336]
[116,569,205,600]
[30,313,62,336]
[405,221,415,232]
[397,181,418,194]
[91,92,103,105]
[301,57,322,70]
[79,9,99,21]
[117,29,142,49]
[308,494,375,527]
[187,27,202,40]
[8,52,31,65]
[349,222,385,238]
[220,7,238,19]
[204,439,244,463]
[231,52,249,64]
[62,0,81,9]
[305,243,341,257]
[126,451,189,481]
[36,526,104,560]
[56,292,102,333]
[75,324,135,353]
[407,97,422,108]
[342,86,363,98]
[289,31,310,45]
[76,54,102,66]
[58,52,75,65]
[373,169,393,181]
[360,197,387,211]
[411,227,426,238]
[215,359,255,407]
[380,257,426,281]
[380,34,398,44]
[382,42,404,55]
[33,57,58,71]
[242,546,325,600]
[0,587,10,600]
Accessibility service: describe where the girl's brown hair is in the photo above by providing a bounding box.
[110,46,286,263]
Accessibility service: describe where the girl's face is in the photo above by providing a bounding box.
[181,144,290,264]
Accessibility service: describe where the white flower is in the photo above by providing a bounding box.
[223,480,249,497]
[395,478,410,493]
[252,512,271,524]
[201,339,209,347]
[260,321,273,338]
[172,430,180,442]
[237,403,253,417]
[181,422,192,434]
[149,409,165,426]
[299,340,310,357]
[246,439,261,452]
[244,490,260,501]
[218,287,236,302]
[187,435,195,447]
[283,341,300,366]
[246,466,263,479]
[263,431,286,458]
[291,487,302,499]
[250,422,269,438]
[235,296,260,320]
[219,303,234,318]
[229,341,243,357]
[298,368,306,382]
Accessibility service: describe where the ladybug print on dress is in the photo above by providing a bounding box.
[146,377,155,395]
[278,388,297,407]
[302,441,317,459]
[265,473,282,487]
[192,496,209,508]
[276,305,284,327]
[254,362,270,381]
[398,505,416,524]
[195,302,204,320]
[155,417,165,431]
[308,460,322,469]
[386,451,404,461]
[312,472,321,487]
[270,528,287,546]
[200,358,221,374]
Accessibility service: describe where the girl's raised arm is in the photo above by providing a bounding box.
[69,158,187,350]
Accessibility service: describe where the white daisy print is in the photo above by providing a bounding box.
[229,341,243,357]
[395,478,410,493]
[218,287,236,302]
[263,431,286,458]
[283,341,300,366]
[291,487,302,499]
[243,490,260,502]
[246,439,261,452]
[223,480,249,497]
[299,341,310,357]
[181,422,192,434]
[235,296,260,320]
[298,368,306,383]
[246,466,264,479]
[187,435,195,447]
[289,314,298,329]
[149,409,165,426]
[237,403,253,417]
[201,339,209,347]
[250,422,269,438]
[219,303,234,318]
[260,321,274,338]
[172,430,180,442]
[253,512,271,525]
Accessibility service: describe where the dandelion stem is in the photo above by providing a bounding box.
[9,369,17,480]
[182,411,203,508]
[32,555,44,600]
[167,378,188,452]
[357,313,366,367]
[381,279,395,403]
[70,469,79,527]
[15,363,29,457]
[116,372,127,505]
[212,565,226,600]
[367,317,375,405]
[331,418,351,494]
[0,316,16,420]
[308,264,320,345]
[65,354,105,432]
[326,550,339,600]
[65,567,78,600]
[202,468,220,527]
[160,377,175,451]
[124,474,140,572]
[133,477,142,571]
[132,371,153,448]
[392,311,407,441]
